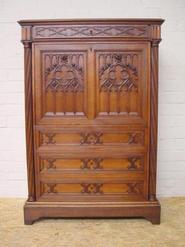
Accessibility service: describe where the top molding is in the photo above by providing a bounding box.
[18,18,164,42]
[18,18,165,26]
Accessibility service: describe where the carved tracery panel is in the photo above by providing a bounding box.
[97,52,140,116]
[43,52,86,116]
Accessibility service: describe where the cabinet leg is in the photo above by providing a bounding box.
[145,215,160,224]
[24,213,41,225]
[24,203,40,225]
[24,217,35,225]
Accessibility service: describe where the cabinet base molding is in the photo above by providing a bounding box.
[24,200,161,225]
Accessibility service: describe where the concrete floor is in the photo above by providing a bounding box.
[0,197,185,247]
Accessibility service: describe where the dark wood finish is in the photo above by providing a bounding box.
[19,18,164,225]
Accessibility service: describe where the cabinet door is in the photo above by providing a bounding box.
[33,43,94,125]
[93,42,150,126]
[33,42,150,126]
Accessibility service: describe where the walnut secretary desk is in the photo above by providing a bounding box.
[18,19,164,224]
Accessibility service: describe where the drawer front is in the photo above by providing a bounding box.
[39,181,146,202]
[37,127,146,147]
[40,156,145,171]
[35,125,149,202]
[41,131,144,145]
[36,155,148,202]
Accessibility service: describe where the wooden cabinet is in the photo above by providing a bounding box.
[19,19,164,224]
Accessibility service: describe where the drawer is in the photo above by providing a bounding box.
[36,155,149,201]
[36,127,146,147]
[39,156,145,172]
[38,181,146,202]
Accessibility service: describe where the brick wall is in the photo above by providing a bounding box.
[0,0,185,197]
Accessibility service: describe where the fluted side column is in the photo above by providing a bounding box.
[23,41,35,202]
[149,40,160,201]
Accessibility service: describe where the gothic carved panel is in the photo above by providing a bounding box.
[97,52,140,115]
[99,54,138,92]
[33,25,148,39]
[45,54,84,92]
[43,52,86,116]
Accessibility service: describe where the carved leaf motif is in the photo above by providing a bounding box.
[45,54,84,92]
[99,54,138,92]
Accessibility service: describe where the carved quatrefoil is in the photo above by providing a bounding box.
[81,158,103,170]
[81,183,103,194]
[80,132,103,145]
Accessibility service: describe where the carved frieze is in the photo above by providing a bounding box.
[33,25,148,39]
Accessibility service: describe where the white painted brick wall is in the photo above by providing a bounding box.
[0,0,185,197]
